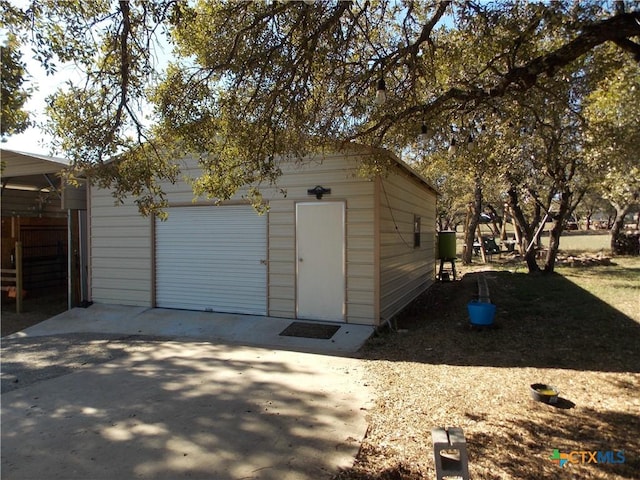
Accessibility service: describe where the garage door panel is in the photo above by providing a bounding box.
[158,273,251,283]
[155,261,265,272]
[155,206,267,315]
[157,281,266,290]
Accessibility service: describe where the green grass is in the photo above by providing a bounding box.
[455,230,613,255]
[465,256,640,372]
[555,256,640,322]
[540,231,611,252]
[390,256,640,372]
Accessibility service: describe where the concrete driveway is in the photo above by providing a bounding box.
[1,312,372,479]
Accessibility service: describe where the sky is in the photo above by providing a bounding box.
[2,53,81,156]
[2,0,170,159]
[1,1,56,155]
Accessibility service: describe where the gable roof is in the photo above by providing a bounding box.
[1,148,71,191]
[338,142,439,195]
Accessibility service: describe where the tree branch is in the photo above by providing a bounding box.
[613,37,640,61]
[96,0,132,163]
[352,11,640,143]
[501,12,640,89]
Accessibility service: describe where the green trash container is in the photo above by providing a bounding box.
[438,231,457,259]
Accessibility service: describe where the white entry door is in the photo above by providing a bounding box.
[296,202,345,321]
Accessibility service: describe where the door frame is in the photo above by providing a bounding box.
[295,201,346,322]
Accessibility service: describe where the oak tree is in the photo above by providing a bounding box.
[2,1,639,266]
[1,33,31,140]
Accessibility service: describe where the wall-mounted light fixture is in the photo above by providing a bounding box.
[307,185,331,200]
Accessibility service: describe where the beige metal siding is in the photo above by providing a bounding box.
[267,153,376,325]
[89,188,152,306]
[88,151,381,323]
[267,200,296,318]
[378,168,437,322]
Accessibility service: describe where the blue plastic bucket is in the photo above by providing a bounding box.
[467,301,496,326]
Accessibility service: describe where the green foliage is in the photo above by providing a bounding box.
[583,44,640,208]
[92,141,181,218]
[1,33,32,139]
[1,0,639,221]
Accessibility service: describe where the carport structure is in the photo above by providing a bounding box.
[1,148,88,308]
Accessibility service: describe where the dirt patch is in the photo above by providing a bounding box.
[555,253,613,268]
[335,262,640,480]
[1,288,67,337]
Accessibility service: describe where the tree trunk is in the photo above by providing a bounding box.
[545,217,566,273]
[507,186,541,273]
[610,202,631,255]
[485,203,502,236]
[544,195,568,272]
[462,177,482,265]
[545,188,584,273]
[533,203,543,249]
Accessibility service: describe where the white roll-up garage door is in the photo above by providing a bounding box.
[155,205,267,315]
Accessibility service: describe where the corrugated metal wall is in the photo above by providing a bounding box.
[378,167,437,322]
[89,188,152,306]
[88,149,435,326]
[20,224,67,290]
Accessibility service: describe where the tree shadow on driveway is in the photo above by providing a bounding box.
[1,338,370,480]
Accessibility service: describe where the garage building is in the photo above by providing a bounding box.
[88,146,437,326]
